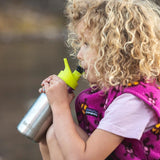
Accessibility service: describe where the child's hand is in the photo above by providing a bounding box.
[40,75,75,107]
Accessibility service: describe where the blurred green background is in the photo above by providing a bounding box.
[0,0,88,160]
[0,0,159,160]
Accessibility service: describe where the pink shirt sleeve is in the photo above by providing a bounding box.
[97,93,157,140]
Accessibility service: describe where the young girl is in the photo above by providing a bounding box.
[39,0,160,159]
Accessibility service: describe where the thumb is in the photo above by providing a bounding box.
[68,93,75,104]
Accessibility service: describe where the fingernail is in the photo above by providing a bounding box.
[39,88,42,93]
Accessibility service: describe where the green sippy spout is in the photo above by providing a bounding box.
[58,58,83,90]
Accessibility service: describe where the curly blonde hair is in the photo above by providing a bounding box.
[65,0,160,89]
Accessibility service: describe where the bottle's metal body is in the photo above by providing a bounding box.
[17,93,52,142]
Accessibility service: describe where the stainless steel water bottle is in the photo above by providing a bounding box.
[17,58,83,142]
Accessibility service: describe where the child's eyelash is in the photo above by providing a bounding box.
[84,42,89,46]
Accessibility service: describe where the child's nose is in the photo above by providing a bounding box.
[77,48,83,60]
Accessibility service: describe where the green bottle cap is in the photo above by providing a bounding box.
[58,58,83,90]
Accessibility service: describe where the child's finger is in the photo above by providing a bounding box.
[39,88,43,93]
[39,87,46,93]
[49,75,61,85]
[41,76,53,86]
[44,82,50,92]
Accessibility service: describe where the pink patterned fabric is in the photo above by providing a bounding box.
[75,81,160,159]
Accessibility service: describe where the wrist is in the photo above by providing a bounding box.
[51,100,70,113]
